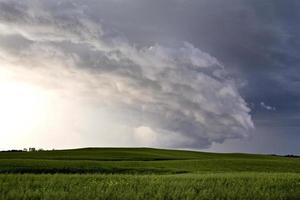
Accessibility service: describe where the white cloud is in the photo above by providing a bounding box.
[0,0,254,149]
[260,102,276,111]
[134,126,158,146]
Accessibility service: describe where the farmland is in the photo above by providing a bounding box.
[0,148,300,199]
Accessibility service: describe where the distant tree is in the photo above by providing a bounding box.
[2,150,23,152]
[29,148,36,152]
[285,154,299,158]
[23,148,28,152]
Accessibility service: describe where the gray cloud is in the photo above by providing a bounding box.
[0,0,253,148]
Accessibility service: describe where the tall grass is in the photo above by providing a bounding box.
[1,173,300,200]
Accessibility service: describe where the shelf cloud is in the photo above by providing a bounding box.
[0,0,253,148]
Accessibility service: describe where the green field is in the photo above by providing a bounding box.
[0,148,300,199]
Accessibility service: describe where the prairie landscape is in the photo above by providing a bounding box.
[1,0,300,199]
[0,148,300,200]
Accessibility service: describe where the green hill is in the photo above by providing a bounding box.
[1,148,300,200]
[0,147,274,161]
[0,148,299,174]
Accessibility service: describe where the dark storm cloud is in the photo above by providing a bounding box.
[0,0,254,148]
[80,0,300,152]
[0,0,299,151]
[61,0,300,105]
[69,0,300,128]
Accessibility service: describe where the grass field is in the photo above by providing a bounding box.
[0,148,300,199]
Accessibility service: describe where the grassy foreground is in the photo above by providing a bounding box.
[1,173,300,200]
[0,148,300,199]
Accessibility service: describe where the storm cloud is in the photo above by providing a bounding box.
[0,0,254,149]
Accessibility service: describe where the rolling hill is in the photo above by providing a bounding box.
[0,148,299,174]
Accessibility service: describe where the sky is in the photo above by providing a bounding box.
[0,0,299,154]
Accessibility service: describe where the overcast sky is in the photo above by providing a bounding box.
[0,0,299,154]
